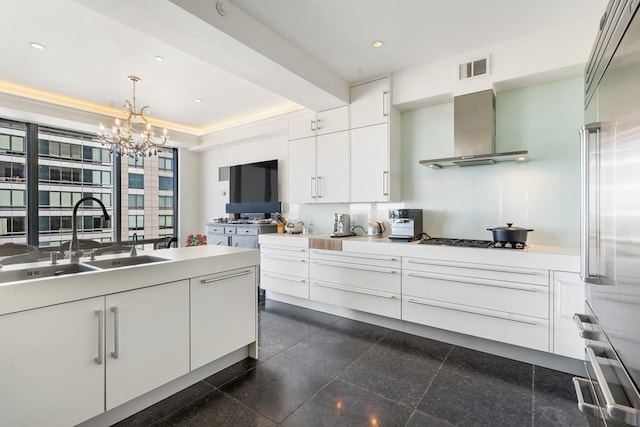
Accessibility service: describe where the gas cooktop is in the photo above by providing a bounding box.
[418,238,526,250]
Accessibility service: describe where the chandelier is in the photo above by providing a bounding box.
[97,76,168,157]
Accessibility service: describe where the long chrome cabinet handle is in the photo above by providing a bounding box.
[382,171,389,196]
[95,310,104,365]
[586,346,640,425]
[382,90,390,117]
[310,177,317,199]
[262,255,307,262]
[200,269,252,284]
[263,272,307,283]
[317,176,323,198]
[261,245,307,253]
[312,281,396,299]
[573,313,601,340]
[110,306,119,360]
[312,251,397,262]
[406,297,538,325]
[406,259,541,276]
[406,272,540,293]
[580,122,601,284]
[573,377,605,417]
[311,259,397,274]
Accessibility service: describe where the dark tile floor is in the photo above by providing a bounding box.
[115,299,589,426]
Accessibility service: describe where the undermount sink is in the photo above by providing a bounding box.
[85,255,169,270]
[0,263,97,284]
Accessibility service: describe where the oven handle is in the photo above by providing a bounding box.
[573,313,601,340]
[573,377,605,418]
[586,346,640,425]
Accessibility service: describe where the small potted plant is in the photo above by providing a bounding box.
[186,234,207,246]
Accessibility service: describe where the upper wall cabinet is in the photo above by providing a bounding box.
[288,105,350,203]
[288,106,349,141]
[350,77,391,129]
[349,77,401,202]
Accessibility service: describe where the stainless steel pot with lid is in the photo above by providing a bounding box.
[487,223,533,243]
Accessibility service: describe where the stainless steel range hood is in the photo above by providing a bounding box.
[419,90,528,168]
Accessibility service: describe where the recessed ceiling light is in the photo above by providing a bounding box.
[194,99,202,103]
[29,42,45,50]
[371,40,384,48]
[154,55,164,62]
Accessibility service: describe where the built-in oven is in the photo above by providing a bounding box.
[573,304,640,426]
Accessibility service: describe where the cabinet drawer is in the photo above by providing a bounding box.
[311,249,400,269]
[403,257,549,286]
[310,259,400,294]
[224,227,237,235]
[261,272,309,299]
[402,295,549,352]
[261,253,308,278]
[207,225,225,234]
[261,244,309,257]
[311,281,400,319]
[403,271,548,318]
[236,227,258,236]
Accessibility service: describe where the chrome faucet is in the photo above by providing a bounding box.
[70,197,111,263]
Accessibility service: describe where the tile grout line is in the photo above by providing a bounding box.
[280,322,394,425]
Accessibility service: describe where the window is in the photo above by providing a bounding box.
[158,156,172,171]
[159,176,173,191]
[128,156,144,168]
[37,127,114,247]
[0,189,25,207]
[159,215,173,229]
[128,194,144,209]
[128,215,144,230]
[0,117,178,248]
[128,173,144,189]
[159,195,173,209]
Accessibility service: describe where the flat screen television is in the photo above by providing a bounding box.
[226,159,280,215]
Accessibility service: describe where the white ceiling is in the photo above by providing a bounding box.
[0,0,605,137]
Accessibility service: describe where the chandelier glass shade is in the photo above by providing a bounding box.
[97,76,168,157]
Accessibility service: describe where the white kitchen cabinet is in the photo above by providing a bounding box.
[0,297,105,427]
[309,249,402,318]
[0,280,190,424]
[288,131,349,203]
[402,257,550,352]
[350,123,392,202]
[552,271,586,359]
[350,77,390,129]
[288,106,348,140]
[260,243,310,299]
[105,280,190,410]
[348,76,400,203]
[191,267,257,370]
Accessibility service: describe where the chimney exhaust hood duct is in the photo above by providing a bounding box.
[419,89,528,168]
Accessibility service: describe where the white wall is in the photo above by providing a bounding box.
[198,77,583,249]
[401,77,583,248]
[198,131,289,225]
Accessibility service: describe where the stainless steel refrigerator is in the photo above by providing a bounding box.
[574,0,640,425]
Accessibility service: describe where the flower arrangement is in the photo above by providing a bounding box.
[186,234,207,246]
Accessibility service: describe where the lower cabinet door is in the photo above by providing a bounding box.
[105,281,190,410]
[310,280,401,319]
[191,268,257,370]
[402,295,549,351]
[553,271,586,359]
[0,297,105,427]
[261,271,309,299]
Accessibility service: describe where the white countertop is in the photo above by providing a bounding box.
[259,233,580,272]
[0,245,260,316]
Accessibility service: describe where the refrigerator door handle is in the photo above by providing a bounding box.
[580,122,602,284]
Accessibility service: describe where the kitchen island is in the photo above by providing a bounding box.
[0,245,260,427]
[259,233,584,374]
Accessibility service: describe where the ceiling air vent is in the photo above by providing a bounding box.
[458,57,490,80]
